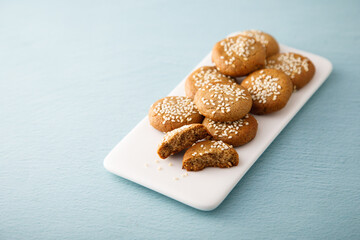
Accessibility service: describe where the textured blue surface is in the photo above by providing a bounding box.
[1,0,359,239]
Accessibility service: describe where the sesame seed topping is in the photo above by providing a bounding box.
[168,162,173,166]
[209,140,232,150]
[241,30,269,48]
[246,74,281,103]
[207,116,250,138]
[144,163,149,168]
[220,35,257,65]
[192,67,233,89]
[157,166,162,171]
[173,177,179,181]
[266,53,309,79]
[190,140,233,158]
[199,83,248,115]
[153,96,199,125]
[155,159,160,163]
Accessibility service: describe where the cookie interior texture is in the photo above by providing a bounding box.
[157,124,210,159]
[182,140,239,171]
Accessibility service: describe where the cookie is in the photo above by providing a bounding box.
[185,66,235,99]
[241,69,293,115]
[202,114,258,147]
[149,96,204,132]
[240,30,279,57]
[212,35,266,77]
[157,124,210,159]
[194,83,252,122]
[265,52,315,90]
[182,140,239,171]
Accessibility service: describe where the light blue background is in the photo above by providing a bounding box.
[1,0,359,239]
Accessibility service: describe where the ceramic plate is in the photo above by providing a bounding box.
[104,38,333,211]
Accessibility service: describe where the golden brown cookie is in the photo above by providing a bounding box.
[182,140,239,171]
[157,124,210,159]
[194,83,252,122]
[185,66,235,99]
[240,30,279,57]
[265,52,315,90]
[202,114,258,147]
[149,96,204,132]
[241,69,293,115]
[212,35,266,77]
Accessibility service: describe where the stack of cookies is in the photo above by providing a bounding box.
[149,30,315,171]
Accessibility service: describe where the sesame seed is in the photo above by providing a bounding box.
[209,140,233,150]
[192,67,234,89]
[153,96,199,125]
[199,83,248,115]
[158,167,162,171]
[246,73,282,103]
[168,162,173,166]
[266,53,310,79]
[173,177,179,181]
[220,35,257,65]
[206,115,249,138]
[241,30,269,48]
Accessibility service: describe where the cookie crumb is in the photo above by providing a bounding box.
[181,172,188,178]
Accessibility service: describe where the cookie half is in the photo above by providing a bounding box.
[149,96,204,132]
[241,69,293,115]
[194,83,252,122]
[185,66,235,99]
[240,30,279,57]
[203,114,258,147]
[212,35,266,77]
[157,124,210,159]
[266,52,315,90]
[182,140,239,171]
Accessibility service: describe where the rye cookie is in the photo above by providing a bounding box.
[149,96,203,132]
[212,35,266,77]
[241,69,293,115]
[265,52,315,90]
[240,30,279,57]
[194,83,252,122]
[202,114,258,147]
[185,66,235,99]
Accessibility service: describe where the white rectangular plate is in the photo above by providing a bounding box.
[104,41,332,211]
